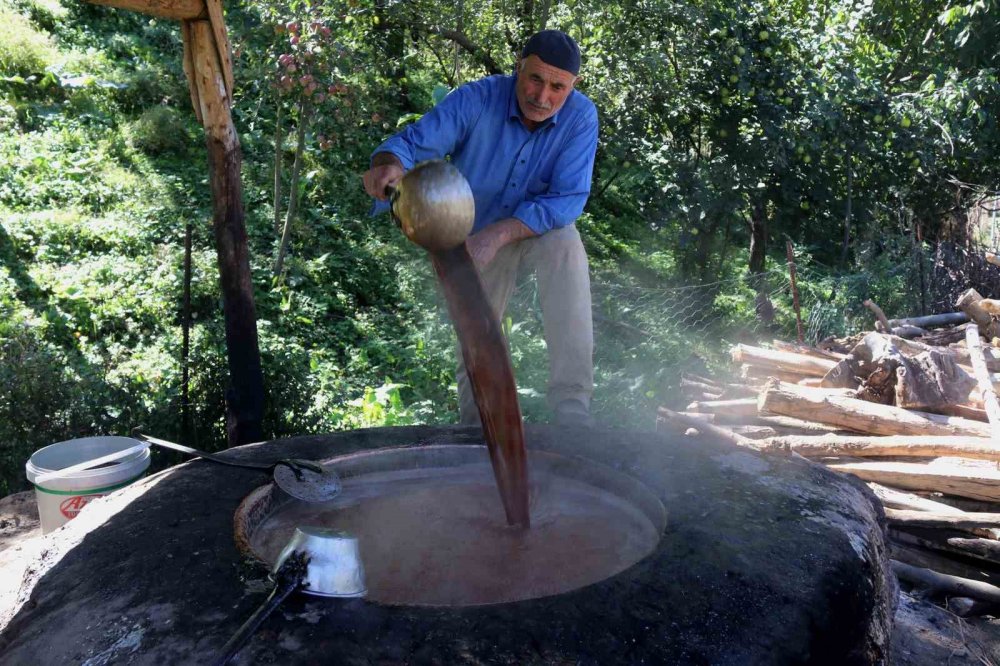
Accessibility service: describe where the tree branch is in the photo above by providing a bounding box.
[426,26,504,75]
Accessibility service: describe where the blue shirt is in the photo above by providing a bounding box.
[371,74,598,235]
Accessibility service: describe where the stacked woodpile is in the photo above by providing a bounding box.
[659,288,1000,616]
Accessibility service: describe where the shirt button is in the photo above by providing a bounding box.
[520,159,525,163]
[510,183,516,188]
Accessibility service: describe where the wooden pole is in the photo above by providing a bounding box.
[786,240,803,343]
[84,0,265,446]
[188,20,265,445]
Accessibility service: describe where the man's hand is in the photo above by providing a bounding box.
[466,230,503,268]
[466,218,536,269]
[362,153,404,200]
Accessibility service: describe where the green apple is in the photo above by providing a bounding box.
[737,46,746,56]
[800,201,810,210]
[729,74,739,83]
[901,116,912,128]
[759,30,769,40]
[803,154,812,163]
[874,114,884,123]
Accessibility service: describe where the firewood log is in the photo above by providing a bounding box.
[890,543,1000,587]
[888,312,969,329]
[891,560,1000,605]
[760,434,1000,461]
[885,509,1000,529]
[759,380,992,437]
[731,344,837,377]
[956,288,1000,340]
[829,460,1000,502]
[965,324,1000,442]
[685,398,758,417]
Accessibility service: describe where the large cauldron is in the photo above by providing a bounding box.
[0,425,895,665]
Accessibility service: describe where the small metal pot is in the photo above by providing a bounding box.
[273,526,367,598]
[217,527,366,665]
[390,160,475,253]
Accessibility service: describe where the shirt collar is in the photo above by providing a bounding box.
[507,76,561,129]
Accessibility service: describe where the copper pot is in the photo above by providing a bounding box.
[389,160,474,252]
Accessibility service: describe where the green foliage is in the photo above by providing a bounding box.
[126,105,192,155]
[0,0,999,494]
[0,5,57,75]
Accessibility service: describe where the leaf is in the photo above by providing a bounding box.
[396,112,422,127]
[432,84,450,106]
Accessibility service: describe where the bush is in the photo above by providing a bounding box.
[126,105,191,155]
[0,7,57,76]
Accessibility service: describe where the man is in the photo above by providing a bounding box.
[362,30,598,427]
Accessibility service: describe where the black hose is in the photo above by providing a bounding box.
[214,551,309,666]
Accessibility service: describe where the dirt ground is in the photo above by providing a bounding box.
[1,489,998,664]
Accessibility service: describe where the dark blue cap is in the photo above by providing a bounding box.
[521,30,580,75]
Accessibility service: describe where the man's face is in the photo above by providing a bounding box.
[515,55,578,128]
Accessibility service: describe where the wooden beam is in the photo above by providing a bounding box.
[87,0,206,20]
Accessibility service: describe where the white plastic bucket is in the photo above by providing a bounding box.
[25,436,151,534]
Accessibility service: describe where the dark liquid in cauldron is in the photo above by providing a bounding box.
[432,245,530,527]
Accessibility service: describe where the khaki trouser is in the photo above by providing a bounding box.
[456,224,594,426]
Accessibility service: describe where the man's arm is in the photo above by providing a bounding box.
[362,152,404,201]
[466,218,536,267]
[511,104,599,235]
[362,81,488,200]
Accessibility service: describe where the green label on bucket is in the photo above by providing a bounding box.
[33,472,146,497]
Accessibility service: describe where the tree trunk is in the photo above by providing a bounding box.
[189,20,265,446]
[273,97,310,277]
[841,150,852,263]
[182,220,193,445]
[272,103,283,235]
